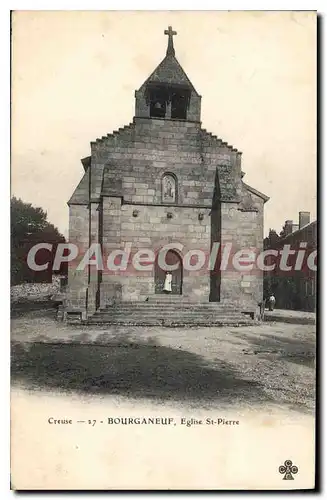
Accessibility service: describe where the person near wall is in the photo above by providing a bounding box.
[268,294,276,311]
[163,271,172,293]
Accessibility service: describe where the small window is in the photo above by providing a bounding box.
[162,174,177,203]
[150,99,166,118]
[149,87,168,118]
[171,91,188,119]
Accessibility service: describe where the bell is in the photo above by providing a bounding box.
[154,101,162,109]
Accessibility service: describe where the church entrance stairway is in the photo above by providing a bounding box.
[85,300,257,326]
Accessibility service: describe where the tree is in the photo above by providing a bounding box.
[11,197,67,285]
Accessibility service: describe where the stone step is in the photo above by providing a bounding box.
[94,309,245,315]
[93,304,248,315]
[86,311,254,326]
[91,317,248,324]
[96,310,243,318]
[99,300,240,307]
[95,309,246,317]
[99,301,242,310]
[93,308,244,314]
[85,298,256,326]
[87,318,254,326]
[92,311,249,321]
[147,298,231,303]
[88,313,251,321]
[97,309,242,316]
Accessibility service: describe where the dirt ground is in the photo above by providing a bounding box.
[11,309,316,414]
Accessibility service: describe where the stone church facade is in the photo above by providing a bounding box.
[65,27,269,324]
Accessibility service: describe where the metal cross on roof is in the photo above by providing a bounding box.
[164,26,177,56]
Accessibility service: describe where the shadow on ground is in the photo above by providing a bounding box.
[233,331,316,368]
[11,339,270,406]
[11,303,58,319]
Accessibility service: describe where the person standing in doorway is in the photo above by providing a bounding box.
[268,293,276,311]
[163,271,172,293]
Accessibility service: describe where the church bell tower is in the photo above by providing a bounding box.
[135,26,201,122]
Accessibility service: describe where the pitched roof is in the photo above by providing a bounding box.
[137,26,198,93]
[81,156,91,172]
[242,181,270,203]
[68,171,89,205]
[138,54,199,95]
[280,220,317,243]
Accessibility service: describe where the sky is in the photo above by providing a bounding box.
[11,10,317,237]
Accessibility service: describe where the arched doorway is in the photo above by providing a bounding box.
[155,249,183,295]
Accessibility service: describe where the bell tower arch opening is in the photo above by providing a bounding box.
[171,89,189,119]
[150,99,166,118]
[147,84,191,120]
[148,84,169,118]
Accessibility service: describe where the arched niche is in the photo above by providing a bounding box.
[162,173,177,204]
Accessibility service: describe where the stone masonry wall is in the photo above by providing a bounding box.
[65,204,89,317]
[237,192,265,309]
[102,204,211,302]
[98,117,245,305]
[218,193,264,311]
[68,116,265,313]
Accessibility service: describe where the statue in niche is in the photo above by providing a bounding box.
[162,174,176,202]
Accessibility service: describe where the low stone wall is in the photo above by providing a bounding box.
[11,275,65,304]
